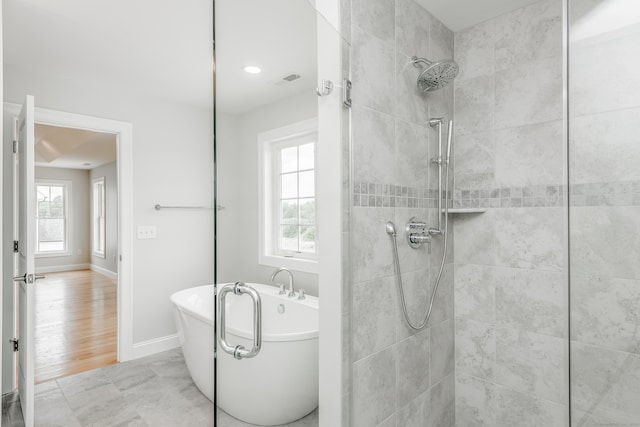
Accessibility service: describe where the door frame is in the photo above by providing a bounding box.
[4,103,134,373]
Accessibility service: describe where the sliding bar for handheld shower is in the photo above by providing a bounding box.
[429,118,444,234]
[446,119,453,163]
[428,118,453,236]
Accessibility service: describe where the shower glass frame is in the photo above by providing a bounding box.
[566,0,640,425]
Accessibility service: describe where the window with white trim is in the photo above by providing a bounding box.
[35,181,70,255]
[259,118,318,273]
[92,177,106,258]
[275,139,316,256]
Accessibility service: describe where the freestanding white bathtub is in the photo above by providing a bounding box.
[170,283,319,426]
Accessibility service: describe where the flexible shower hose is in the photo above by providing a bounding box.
[387,157,450,331]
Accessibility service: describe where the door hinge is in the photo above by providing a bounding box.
[12,140,17,154]
[10,339,18,352]
[13,241,19,253]
[343,78,352,108]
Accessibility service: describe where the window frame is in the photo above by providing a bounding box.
[258,118,319,274]
[92,176,106,258]
[272,137,317,259]
[35,179,72,258]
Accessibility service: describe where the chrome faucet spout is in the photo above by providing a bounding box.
[270,267,295,297]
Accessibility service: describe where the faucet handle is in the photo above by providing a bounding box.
[278,284,286,295]
[297,289,306,300]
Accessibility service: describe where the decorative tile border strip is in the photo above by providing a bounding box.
[454,185,565,208]
[353,181,640,208]
[352,182,446,208]
[568,181,640,207]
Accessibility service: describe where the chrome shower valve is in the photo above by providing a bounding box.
[409,233,431,245]
[406,217,431,253]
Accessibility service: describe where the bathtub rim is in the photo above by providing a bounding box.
[170,283,319,342]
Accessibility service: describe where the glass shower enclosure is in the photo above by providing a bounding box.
[568,0,640,424]
[346,0,640,425]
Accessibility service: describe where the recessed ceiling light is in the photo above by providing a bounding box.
[243,65,262,74]
[83,162,91,166]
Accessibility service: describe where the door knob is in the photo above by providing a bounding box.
[13,273,45,283]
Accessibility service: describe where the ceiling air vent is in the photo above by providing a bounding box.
[282,73,300,82]
[273,73,301,86]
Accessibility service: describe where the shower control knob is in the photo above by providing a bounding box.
[408,221,427,230]
[409,233,432,253]
[409,233,430,244]
[406,217,430,249]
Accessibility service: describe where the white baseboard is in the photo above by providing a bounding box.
[35,263,90,274]
[90,264,118,280]
[131,334,180,360]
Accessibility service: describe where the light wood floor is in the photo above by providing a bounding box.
[34,269,117,384]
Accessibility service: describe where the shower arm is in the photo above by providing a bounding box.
[411,56,433,68]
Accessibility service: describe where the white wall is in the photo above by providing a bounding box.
[34,167,90,271]
[2,57,213,391]
[90,161,118,274]
[217,92,319,296]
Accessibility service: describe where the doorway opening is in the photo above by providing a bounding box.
[3,103,134,401]
[31,124,118,383]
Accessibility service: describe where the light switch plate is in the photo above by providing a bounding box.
[137,225,157,239]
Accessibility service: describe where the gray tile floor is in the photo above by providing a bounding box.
[1,348,318,427]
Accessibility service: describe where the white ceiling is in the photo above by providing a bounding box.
[35,124,116,170]
[3,0,213,108]
[415,0,542,31]
[215,0,318,115]
[3,0,549,118]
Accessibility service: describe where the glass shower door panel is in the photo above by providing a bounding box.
[214,1,349,425]
[568,1,640,424]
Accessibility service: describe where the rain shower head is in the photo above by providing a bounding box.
[411,56,459,92]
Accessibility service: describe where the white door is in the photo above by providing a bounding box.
[14,95,36,427]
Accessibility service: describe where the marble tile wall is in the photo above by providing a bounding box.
[348,0,456,425]
[451,1,569,426]
[568,0,640,425]
[348,0,639,425]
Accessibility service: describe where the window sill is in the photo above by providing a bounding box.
[35,251,71,259]
[259,254,318,274]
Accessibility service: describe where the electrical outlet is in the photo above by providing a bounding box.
[137,225,157,239]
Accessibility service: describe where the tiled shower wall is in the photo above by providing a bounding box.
[452,1,569,426]
[568,0,640,424]
[347,0,456,425]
